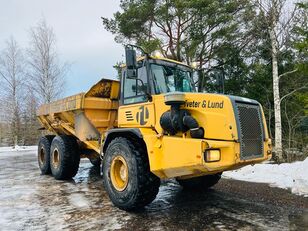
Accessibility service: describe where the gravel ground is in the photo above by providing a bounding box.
[0,150,307,231]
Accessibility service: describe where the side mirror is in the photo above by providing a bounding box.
[125,47,137,78]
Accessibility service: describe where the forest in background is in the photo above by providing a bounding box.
[0,0,307,162]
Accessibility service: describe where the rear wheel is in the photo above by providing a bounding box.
[177,173,222,190]
[102,137,160,210]
[50,135,80,180]
[38,135,55,174]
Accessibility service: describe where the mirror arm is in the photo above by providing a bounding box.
[126,44,148,57]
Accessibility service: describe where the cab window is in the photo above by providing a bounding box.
[151,64,194,94]
[123,65,148,104]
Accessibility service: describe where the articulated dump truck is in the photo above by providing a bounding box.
[37,46,272,210]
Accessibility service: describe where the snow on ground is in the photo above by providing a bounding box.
[0,146,37,157]
[223,158,308,197]
[1,145,307,197]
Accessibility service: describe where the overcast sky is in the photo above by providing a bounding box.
[0,0,123,96]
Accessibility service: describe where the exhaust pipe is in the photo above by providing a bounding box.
[160,92,204,138]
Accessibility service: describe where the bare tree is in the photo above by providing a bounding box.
[255,0,306,160]
[21,86,41,145]
[0,37,25,146]
[27,19,67,104]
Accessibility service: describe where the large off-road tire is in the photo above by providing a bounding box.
[102,137,160,210]
[50,135,80,180]
[38,135,55,175]
[177,173,222,190]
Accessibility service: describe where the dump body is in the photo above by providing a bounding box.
[37,79,120,153]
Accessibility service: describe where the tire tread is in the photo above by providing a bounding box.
[103,137,160,210]
[50,135,80,180]
[38,135,55,174]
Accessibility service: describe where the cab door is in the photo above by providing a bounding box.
[118,64,155,128]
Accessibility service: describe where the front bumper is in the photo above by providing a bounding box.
[148,136,272,179]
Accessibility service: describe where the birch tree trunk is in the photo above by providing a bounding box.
[269,27,283,160]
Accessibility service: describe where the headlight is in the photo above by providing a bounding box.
[204,149,220,162]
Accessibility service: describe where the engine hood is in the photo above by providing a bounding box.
[182,93,238,141]
[153,93,264,142]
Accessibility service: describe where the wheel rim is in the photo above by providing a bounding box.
[110,155,128,191]
[52,148,60,169]
[39,147,45,165]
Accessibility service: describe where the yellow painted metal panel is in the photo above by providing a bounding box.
[37,93,84,116]
[141,128,271,179]
[83,98,118,110]
[118,102,155,128]
[151,93,239,141]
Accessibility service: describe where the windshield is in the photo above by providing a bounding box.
[151,63,195,94]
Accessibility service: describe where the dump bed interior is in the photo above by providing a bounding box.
[37,78,120,153]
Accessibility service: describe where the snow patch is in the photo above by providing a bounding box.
[0,146,38,156]
[0,145,37,152]
[223,158,308,197]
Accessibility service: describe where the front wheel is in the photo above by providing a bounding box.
[177,173,222,190]
[102,137,160,210]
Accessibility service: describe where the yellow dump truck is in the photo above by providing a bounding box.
[37,46,272,210]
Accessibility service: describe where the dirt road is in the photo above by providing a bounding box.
[0,149,307,230]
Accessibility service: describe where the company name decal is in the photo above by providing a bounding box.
[185,100,224,109]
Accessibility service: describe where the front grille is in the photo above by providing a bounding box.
[236,102,264,160]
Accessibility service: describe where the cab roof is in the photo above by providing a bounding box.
[120,56,191,69]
